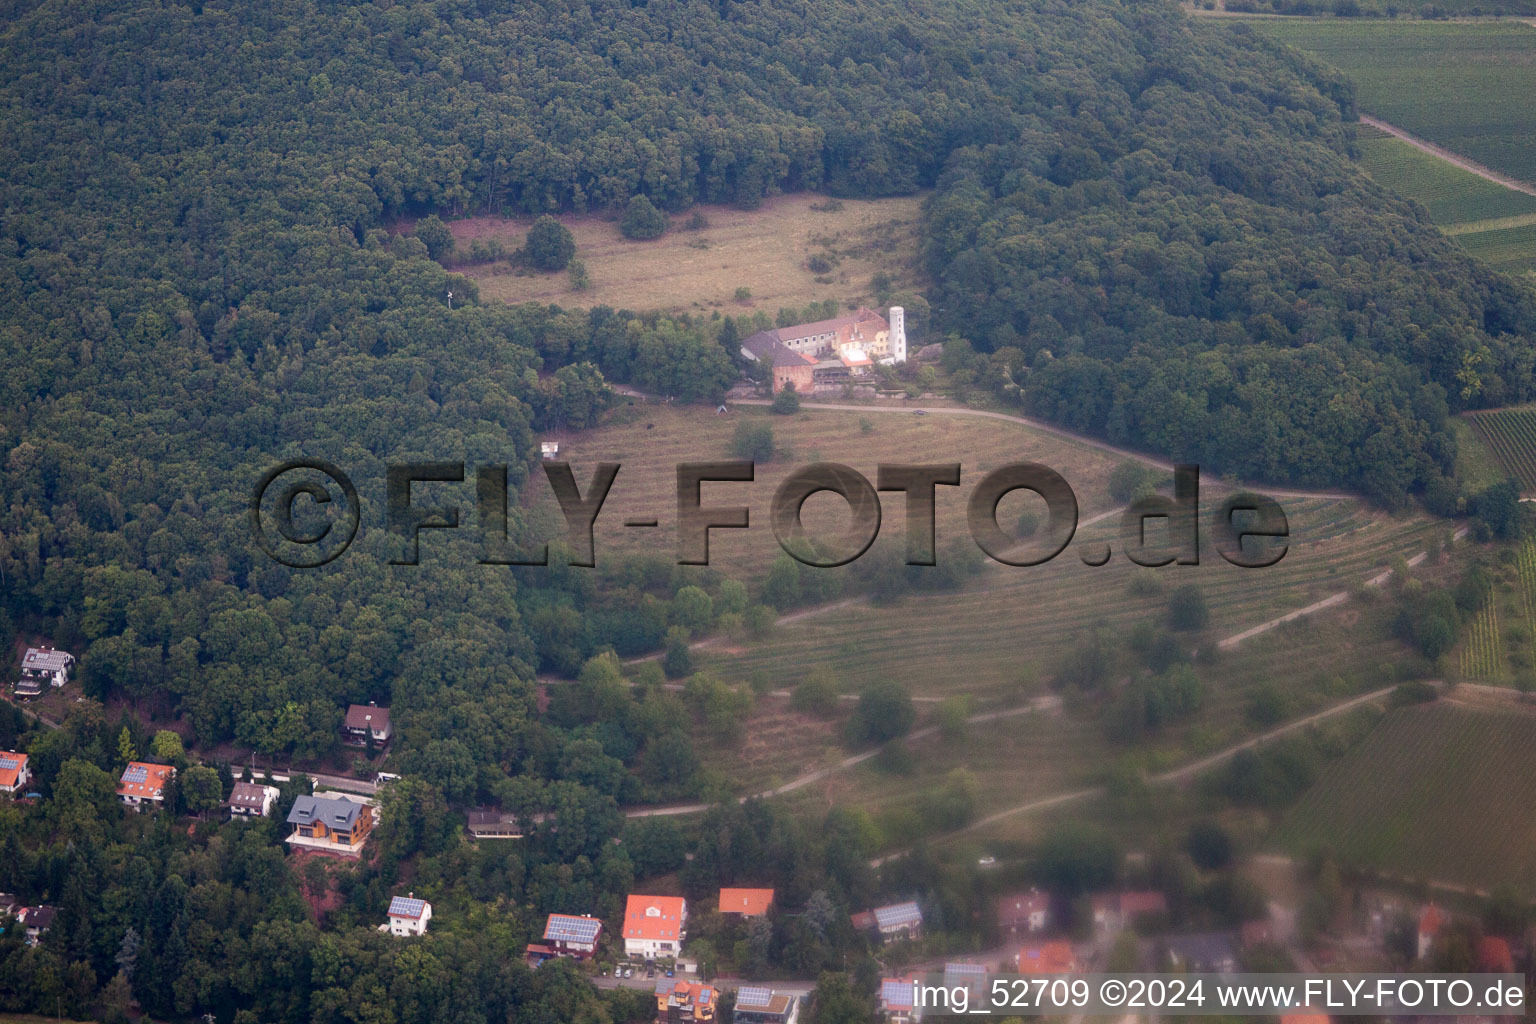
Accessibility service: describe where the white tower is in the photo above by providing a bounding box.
[888,306,906,363]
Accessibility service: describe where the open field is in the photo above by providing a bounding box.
[1450,418,1510,492]
[451,192,925,314]
[1456,221,1536,273]
[1248,20,1536,186]
[1463,406,1536,492]
[1272,700,1536,894]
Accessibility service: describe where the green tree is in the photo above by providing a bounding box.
[772,384,801,414]
[732,420,775,461]
[526,215,577,271]
[846,680,915,746]
[179,765,223,815]
[414,215,454,262]
[1167,585,1209,631]
[620,195,669,240]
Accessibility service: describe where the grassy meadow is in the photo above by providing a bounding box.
[451,192,925,314]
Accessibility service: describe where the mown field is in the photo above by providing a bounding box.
[453,192,925,314]
[1463,407,1536,492]
[1273,701,1536,894]
[1250,19,1536,186]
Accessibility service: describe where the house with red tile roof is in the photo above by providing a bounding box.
[0,752,31,794]
[624,894,687,959]
[1018,941,1077,973]
[997,889,1050,936]
[1478,935,1514,974]
[719,887,774,917]
[1418,904,1443,960]
[117,762,174,809]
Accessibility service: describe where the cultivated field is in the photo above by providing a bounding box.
[1463,406,1536,493]
[452,192,926,314]
[1455,221,1536,274]
[1357,137,1536,227]
[1250,19,1536,186]
[550,405,1452,834]
[1273,700,1536,894]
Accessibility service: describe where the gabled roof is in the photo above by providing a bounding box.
[288,794,362,829]
[344,704,391,732]
[880,978,915,1010]
[944,962,988,988]
[997,889,1049,927]
[0,752,28,789]
[544,913,602,944]
[20,905,56,929]
[388,896,429,920]
[118,762,172,799]
[872,901,922,930]
[718,887,774,916]
[21,648,72,673]
[228,781,273,809]
[624,894,685,941]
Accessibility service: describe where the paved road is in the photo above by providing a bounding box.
[1360,115,1536,197]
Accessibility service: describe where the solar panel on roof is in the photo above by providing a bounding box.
[389,897,426,918]
[122,765,148,784]
[544,915,601,943]
[698,990,711,1005]
[873,901,922,928]
[881,980,913,1006]
[735,987,773,1009]
[0,756,19,771]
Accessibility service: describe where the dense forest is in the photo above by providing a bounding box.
[3,0,1536,1019]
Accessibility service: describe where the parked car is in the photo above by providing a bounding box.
[666,968,675,978]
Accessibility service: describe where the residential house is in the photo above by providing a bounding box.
[942,963,987,1003]
[16,647,73,695]
[117,762,174,809]
[732,985,800,1024]
[879,977,920,1024]
[541,441,560,460]
[1165,932,1238,973]
[542,913,602,958]
[466,807,524,839]
[227,781,278,818]
[1019,941,1077,973]
[718,887,774,917]
[997,889,1050,937]
[0,752,31,794]
[740,332,816,395]
[624,894,687,959]
[342,702,392,746]
[1091,890,1169,934]
[869,901,923,943]
[654,979,717,1023]
[1478,936,1515,974]
[19,905,56,946]
[385,895,432,936]
[1417,905,1443,960]
[285,793,376,855]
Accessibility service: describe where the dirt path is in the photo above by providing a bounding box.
[869,684,1401,863]
[1359,115,1536,197]
[734,400,1357,502]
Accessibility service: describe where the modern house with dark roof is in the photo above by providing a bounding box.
[342,702,392,746]
[466,807,524,840]
[1164,932,1238,973]
[16,647,74,696]
[541,913,602,958]
[285,793,376,855]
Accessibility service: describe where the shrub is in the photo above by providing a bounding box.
[620,194,670,240]
[771,386,801,414]
[525,215,576,270]
[414,214,454,262]
[732,420,775,461]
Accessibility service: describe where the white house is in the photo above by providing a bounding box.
[623,894,686,958]
[0,752,31,794]
[227,781,278,818]
[15,647,73,696]
[386,895,432,936]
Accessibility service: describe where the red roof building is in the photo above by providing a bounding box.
[719,887,774,916]
[1019,941,1077,973]
[997,889,1050,935]
[1418,904,1443,960]
[1478,936,1515,974]
[117,762,174,809]
[624,894,687,958]
[0,752,31,793]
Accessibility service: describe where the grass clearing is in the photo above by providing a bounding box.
[1273,701,1536,894]
[451,192,926,314]
[1450,417,1509,492]
[1247,19,1536,186]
